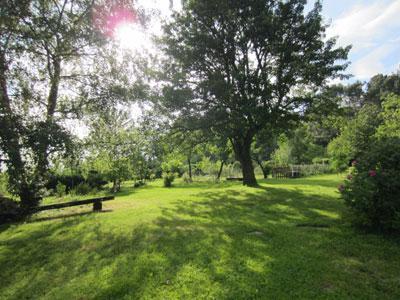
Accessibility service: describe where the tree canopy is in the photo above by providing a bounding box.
[160,0,350,185]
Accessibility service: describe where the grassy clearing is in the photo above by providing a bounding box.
[0,174,399,299]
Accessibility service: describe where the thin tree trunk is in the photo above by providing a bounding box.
[256,159,268,179]
[37,57,61,174]
[188,158,192,179]
[112,179,117,193]
[217,160,225,180]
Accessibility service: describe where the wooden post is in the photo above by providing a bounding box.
[93,201,102,212]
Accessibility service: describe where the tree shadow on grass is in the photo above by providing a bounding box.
[0,186,399,299]
[27,210,113,223]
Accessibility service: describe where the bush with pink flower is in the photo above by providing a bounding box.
[339,137,400,231]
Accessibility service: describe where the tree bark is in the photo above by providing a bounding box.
[187,157,192,179]
[1,49,38,209]
[231,134,257,186]
[256,159,268,179]
[217,160,225,180]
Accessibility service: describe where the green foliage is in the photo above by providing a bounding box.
[0,197,21,224]
[0,173,8,196]
[289,125,326,164]
[271,135,291,166]
[161,0,349,185]
[365,73,400,105]
[271,125,326,167]
[55,182,66,198]
[74,183,91,195]
[340,138,400,231]
[46,173,85,193]
[182,173,192,184]
[197,157,220,178]
[328,105,381,171]
[375,94,400,138]
[161,156,184,175]
[86,171,107,189]
[293,164,332,177]
[162,172,176,187]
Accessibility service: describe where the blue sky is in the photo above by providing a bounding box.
[307,0,400,82]
[138,0,400,82]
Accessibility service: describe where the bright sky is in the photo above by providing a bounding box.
[115,0,400,82]
[308,0,400,81]
[69,0,400,137]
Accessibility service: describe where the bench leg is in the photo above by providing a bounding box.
[93,201,102,212]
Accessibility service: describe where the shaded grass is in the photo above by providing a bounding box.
[0,174,399,299]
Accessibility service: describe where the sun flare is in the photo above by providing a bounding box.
[114,22,150,52]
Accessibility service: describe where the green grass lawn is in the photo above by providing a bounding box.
[0,174,399,299]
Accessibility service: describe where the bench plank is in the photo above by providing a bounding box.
[33,196,114,212]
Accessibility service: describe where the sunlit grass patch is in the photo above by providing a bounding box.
[1,174,399,299]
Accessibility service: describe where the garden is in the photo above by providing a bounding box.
[0,0,399,299]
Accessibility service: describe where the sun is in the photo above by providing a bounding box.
[114,22,150,52]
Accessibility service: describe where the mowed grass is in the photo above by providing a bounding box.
[0,174,399,299]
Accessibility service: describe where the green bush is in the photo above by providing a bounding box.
[163,172,176,187]
[0,173,8,196]
[133,180,145,188]
[56,182,66,198]
[291,163,331,177]
[339,137,400,231]
[75,182,91,195]
[161,158,184,176]
[0,197,22,224]
[328,104,381,171]
[182,172,192,184]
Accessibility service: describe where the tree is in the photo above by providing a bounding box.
[201,137,232,180]
[86,108,149,193]
[0,0,144,208]
[160,0,350,186]
[328,104,381,171]
[365,73,400,106]
[252,129,278,178]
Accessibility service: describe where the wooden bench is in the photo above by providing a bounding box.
[32,196,115,213]
[226,177,243,181]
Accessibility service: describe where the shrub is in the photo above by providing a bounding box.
[182,172,192,184]
[339,137,400,231]
[328,104,381,171]
[46,173,85,193]
[56,182,66,198]
[0,197,22,224]
[291,163,331,177]
[163,172,176,187]
[75,182,91,195]
[87,170,108,189]
[0,173,8,196]
[161,158,184,176]
[133,180,145,188]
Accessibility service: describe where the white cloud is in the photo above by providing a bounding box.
[327,0,400,51]
[351,43,396,79]
[326,0,400,80]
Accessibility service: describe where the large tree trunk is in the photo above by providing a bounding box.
[217,160,225,180]
[231,134,257,187]
[1,49,39,209]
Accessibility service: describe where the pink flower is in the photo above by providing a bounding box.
[368,170,377,177]
[347,174,353,180]
[351,160,357,166]
[338,184,345,192]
